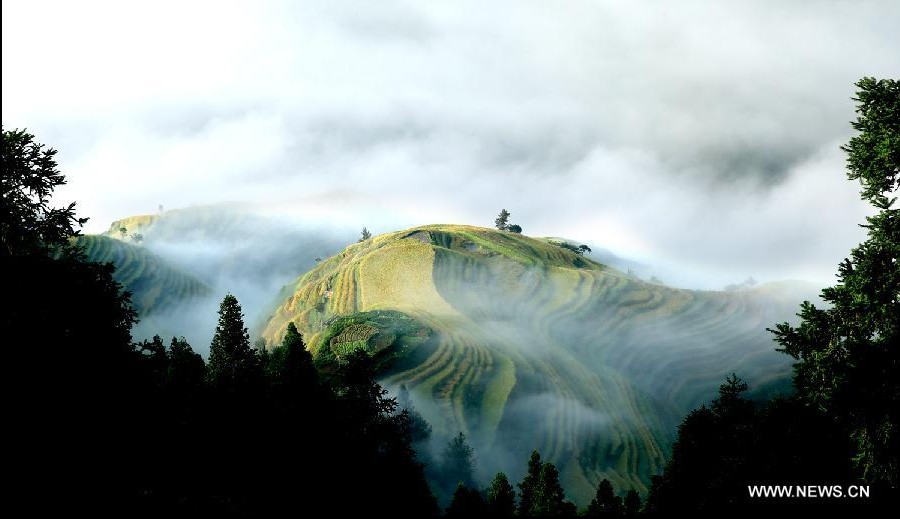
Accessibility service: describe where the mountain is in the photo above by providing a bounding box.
[262,224,815,503]
[77,234,210,315]
[87,205,356,352]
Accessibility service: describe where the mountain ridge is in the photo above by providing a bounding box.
[261,223,811,503]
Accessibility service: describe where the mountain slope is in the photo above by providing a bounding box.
[263,224,809,502]
[77,234,211,315]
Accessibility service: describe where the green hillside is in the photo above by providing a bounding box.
[77,235,211,315]
[261,224,808,503]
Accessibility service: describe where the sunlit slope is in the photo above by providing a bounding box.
[262,225,804,501]
[78,235,211,315]
[104,214,158,237]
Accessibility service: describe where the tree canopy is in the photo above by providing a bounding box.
[495,209,510,230]
[770,77,899,485]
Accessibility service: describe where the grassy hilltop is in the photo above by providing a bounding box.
[262,224,808,502]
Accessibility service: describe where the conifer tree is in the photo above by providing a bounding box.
[495,209,510,230]
[486,472,516,517]
[586,478,623,517]
[359,226,372,242]
[531,462,571,517]
[446,483,487,517]
[623,489,641,517]
[207,294,258,391]
[518,450,543,515]
[442,432,476,488]
[770,77,899,484]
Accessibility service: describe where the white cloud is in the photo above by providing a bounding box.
[3,0,896,287]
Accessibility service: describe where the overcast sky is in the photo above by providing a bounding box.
[3,0,898,288]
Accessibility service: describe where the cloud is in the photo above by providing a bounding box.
[3,0,897,287]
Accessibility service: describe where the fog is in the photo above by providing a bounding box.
[4,0,899,290]
[126,204,357,354]
[370,242,818,502]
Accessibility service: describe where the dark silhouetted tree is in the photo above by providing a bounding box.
[643,373,859,514]
[530,462,574,517]
[2,127,87,256]
[207,294,260,392]
[769,77,899,485]
[507,223,522,233]
[334,350,437,516]
[166,336,205,392]
[495,209,510,230]
[398,384,432,443]
[623,490,641,517]
[3,128,141,511]
[268,322,316,398]
[137,335,168,386]
[442,432,476,489]
[586,478,623,517]
[578,244,592,255]
[486,472,516,517]
[446,483,487,517]
[518,450,543,516]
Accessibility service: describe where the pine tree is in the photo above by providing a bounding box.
[397,384,432,442]
[769,77,899,484]
[486,472,516,517]
[274,322,316,394]
[167,337,205,391]
[586,478,623,517]
[207,294,259,391]
[518,450,543,516]
[442,432,476,488]
[623,489,641,517]
[531,462,570,517]
[446,483,487,517]
[495,209,510,230]
[359,226,372,242]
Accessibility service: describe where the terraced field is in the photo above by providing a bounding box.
[77,235,211,315]
[261,224,811,504]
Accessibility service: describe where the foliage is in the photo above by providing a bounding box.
[530,462,576,517]
[4,128,141,511]
[313,310,430,372]
[518,450,543,515]
[486,472,516,517]
[3,128,439,516]
[554,240,592,256]
[769,77,899,484]
[446,483,487,517]
[495,209,510,230]
[207,294,261,392]
[507,224,522,234]
[266,322,317,404]
[359,226,372,242]
[586,479,623,517]
[398,384,433,443]
[2,127,86,257]
[644,375,858,514]
[442,432,476,489]
[623,490,641,517]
